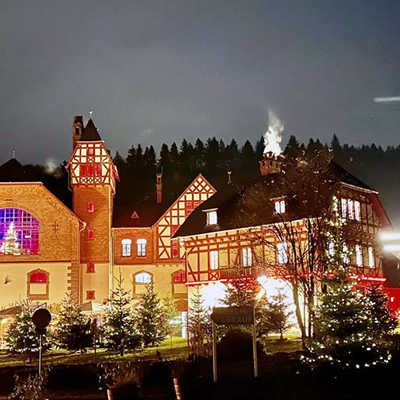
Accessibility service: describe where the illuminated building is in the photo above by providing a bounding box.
[0,117,215,335]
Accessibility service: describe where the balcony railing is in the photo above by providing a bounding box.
[219,266,263,279]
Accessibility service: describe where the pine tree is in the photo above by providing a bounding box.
[55,292,90,351]
[5,300,51,360]
[303,210,392,369]
[162,297,181,337]
[221,279,257,307]
[260,291,293,340]
[366,285,397,340]
[103,275,140,355]
[136,283,168,347]
[188,287,212,356]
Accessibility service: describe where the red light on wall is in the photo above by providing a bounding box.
[87,201,95,213]
[87,263,95,273]
[86,290,95,300]
[87,229,94,240]
[173,270,186,283]
[80,165,87,176]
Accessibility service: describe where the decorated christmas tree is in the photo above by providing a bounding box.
[5,300,50,361]
[136,283,168,347]
[0,222,20,255]
[303,204,392,369]
[103,275,140,355]
[366,285,397,340]
[55,292,91,351]
[188,287,212,356]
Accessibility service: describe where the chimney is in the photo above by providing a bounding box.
[72,115,83,150]
[259,152,283,176]
[156,172,162,204]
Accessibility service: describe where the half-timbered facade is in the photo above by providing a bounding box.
[0,115,399,344]
[0,116,215,329]
[175,153,400,313]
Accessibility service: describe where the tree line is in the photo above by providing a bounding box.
[9,134,400,223]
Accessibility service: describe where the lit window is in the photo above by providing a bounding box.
[173,270,186,284]
[87,262,95,273]
[122,238,131,257]
[274,200,285,214]
[88,201,95,213]
[343,244,349,264]
[341,198,361,221]
[86,290,95,300]
[210,250,219,270]
[0,208,39,255]
[29,270,48,283]
[28,269,49,300]
[242,247,252,267]
[171,239,179,258]
[354,201,361,221]
[277,242,288,264]
[355,245,362,267]
[348,199,354,219]
[137,238,147,257]
[206,211,218,225]
[135,271,152,284]
[341,198,347,219]
[87,228,94,240]
[368,246,375,268]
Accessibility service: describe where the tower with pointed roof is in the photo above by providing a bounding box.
[66,116,118,300]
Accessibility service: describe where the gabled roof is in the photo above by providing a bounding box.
[113,198,173,228]
[0,158,33,182]
[113,174,216,228]
[174,160,381,238]
[81,119,102,141]
[330,161,374,191]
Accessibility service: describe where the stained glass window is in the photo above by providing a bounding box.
[0,208,39,255]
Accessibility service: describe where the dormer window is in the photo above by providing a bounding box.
[204,209,218,225]
[273,198,286,214]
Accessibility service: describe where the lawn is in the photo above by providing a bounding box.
[0,337,189,368]
[0,335,302,368]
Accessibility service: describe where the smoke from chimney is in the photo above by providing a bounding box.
[263,110,283,157]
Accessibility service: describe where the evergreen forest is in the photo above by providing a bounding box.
[3,135,400,226]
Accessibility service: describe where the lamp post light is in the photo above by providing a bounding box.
[379,231,400,257]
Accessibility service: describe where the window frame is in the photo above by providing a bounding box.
[276,242,288,264]
[210,250,219,270]
[242,247,252,267]
[27,269,49,300]
[136,238,147,257]
[122,238,132,257]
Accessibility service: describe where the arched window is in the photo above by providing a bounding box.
[171,270,187,298]
[133,271,152,296]
[122,238,131,257]
[0,208,39,255]
[137,238,147,257]
[27,269,49,300]
[135,271,152,284]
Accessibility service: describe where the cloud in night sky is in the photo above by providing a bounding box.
[1,0,400,163]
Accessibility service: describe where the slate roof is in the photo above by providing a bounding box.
[113,197,174,228]
[81,119,102,141]
[174,161,378,238]
[0,158,34,182]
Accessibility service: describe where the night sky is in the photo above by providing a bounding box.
[1,0,400,164]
